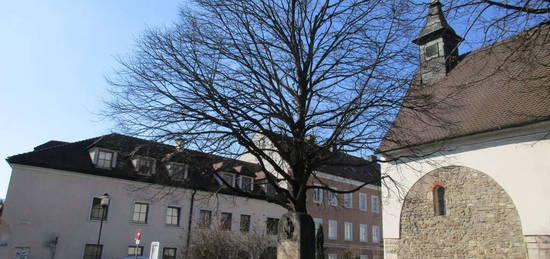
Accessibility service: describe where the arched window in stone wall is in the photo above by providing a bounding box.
[433,185,446,216]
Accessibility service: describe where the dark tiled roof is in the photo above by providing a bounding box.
[8,133,380,196]
[7,133,260,195]
[33,140,68,151]
[379,23,550,152]
[317,152,380,185]
[254,132,380,185]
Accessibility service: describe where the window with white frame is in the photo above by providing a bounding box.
[166,206,180,226]
[163,247,177,259]
[328,189,338,206]
[166,162,188,181]
[240,214,251,232]
[15,247,30,259]
[134,157,155,176]
[263,181,277,195]
[90,197,109,221]
[359,193,367,211]
[344,222,353,241]
[313,217,322,232]
[313,186,323,204]
[132,202,149,224]
[360,224,368,242]
[371,195,380,213]
[360,255,368,259]
[372,225,381,243]
[97,150,114,169]
[128,246,144,256]
[199,210,212,229]
[344,193,353,208]
[220,212,232,230]
[83,244,102,259]
[328,254,337,259]
[239,176,254,191]
[267,217,279,235]
[219,172,236,187]
[328,220,337,239]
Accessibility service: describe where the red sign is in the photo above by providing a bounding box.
[134,228,142,241]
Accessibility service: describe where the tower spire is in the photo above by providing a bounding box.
[413,0,462,84]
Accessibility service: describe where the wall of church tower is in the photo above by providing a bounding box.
[419,38,448,84]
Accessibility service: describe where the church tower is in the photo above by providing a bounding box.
[413,0,462,84]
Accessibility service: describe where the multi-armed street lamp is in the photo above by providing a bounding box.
[96,193,110,259]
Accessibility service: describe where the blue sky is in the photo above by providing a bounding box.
[0,1,185,198]
[0,1,538,199]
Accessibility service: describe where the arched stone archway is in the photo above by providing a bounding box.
[397,166,527,258]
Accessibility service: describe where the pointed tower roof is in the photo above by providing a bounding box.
[413,0,462,45]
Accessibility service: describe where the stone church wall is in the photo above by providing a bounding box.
[395,166,527,258]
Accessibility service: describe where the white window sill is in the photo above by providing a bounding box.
[130,221,148,225]
[89,219,109,222]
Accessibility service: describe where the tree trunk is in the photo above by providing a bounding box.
[277,211,315,259]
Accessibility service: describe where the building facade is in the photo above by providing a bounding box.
[1,133,382,258]
[240,133,384,258]
[307,172,383,259]
[378,1,550,258]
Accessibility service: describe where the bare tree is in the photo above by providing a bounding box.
[106,0,546,256]
[188,228,277,259]
[107,0,418,212]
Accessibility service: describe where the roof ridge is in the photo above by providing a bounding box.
[6,135,105,161]
[461,20,550,57]
[7,132,263,169]
[378,21,550,152]
[103,133,256,164]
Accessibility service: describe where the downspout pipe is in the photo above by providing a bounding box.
[184,189,197,258]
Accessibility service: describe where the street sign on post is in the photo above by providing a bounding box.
[134,228,142,245]
[133,228,143,259]
[149,242,160,259]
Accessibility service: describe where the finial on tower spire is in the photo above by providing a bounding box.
[413,0,460,45]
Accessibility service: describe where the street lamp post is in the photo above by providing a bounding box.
[96,193,110,259]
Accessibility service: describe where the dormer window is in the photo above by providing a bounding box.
[89,148,117,169]
[238,176,254,191]
[261,181,277,195]
[216,172,236,187]
[166,162,188,181]
[133,157,156,176]
[97,150,114,169]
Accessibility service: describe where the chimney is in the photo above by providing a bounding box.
[366,155,377,163]
[175,138,185,152]
[305,135,316,143]
[366,155,381,172]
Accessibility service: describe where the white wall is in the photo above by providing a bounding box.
[381,121,550,239]
[239,133,290,189]
[0,164,286,259]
